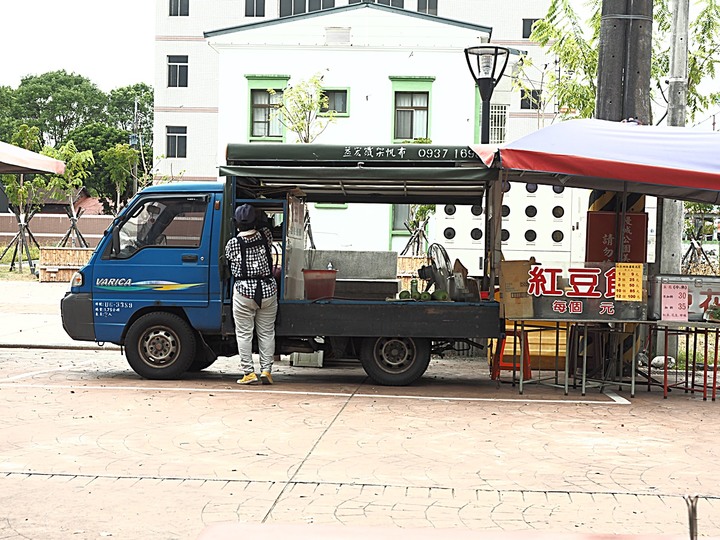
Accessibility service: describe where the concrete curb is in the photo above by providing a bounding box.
[0,343,121,351]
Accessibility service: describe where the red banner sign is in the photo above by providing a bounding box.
[585,211,648,263]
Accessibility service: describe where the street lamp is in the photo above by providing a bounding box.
[464,45,510,144]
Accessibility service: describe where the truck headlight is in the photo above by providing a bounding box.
[70,271,84,288]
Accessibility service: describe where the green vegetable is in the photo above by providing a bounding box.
[411,291,421,300]
[399,290,411,299]
[419,292,432,301]
[432,290,449,301]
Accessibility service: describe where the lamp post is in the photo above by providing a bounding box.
[464,45,510,144]
[465,45,510,297]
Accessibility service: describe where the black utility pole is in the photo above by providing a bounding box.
[592,0,653,365]
[591,0,653,220]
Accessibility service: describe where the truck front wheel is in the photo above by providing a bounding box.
[125,312,196,379]
[359,337,431,386]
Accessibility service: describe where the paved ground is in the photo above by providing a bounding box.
[0,281,719,539]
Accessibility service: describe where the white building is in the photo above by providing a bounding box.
[154,0,589,272]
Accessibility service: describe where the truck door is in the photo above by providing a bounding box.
[91,195,212,343]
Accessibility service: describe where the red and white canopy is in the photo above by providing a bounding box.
[0,140,66,175]
[472,118,720,204]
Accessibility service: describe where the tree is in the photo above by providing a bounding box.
[520,0,720,123]
[100,143,139,214]
[12,70,107,145]
[42,141,95,247]
[0,125,47,272]
[270,73,336,143]
[0,85,18,143]
[64,123,129,211]
[107,83,154,148]
[398,139,436,256]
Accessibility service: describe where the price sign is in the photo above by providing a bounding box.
[661,283,689,321]
[615,263,643,301]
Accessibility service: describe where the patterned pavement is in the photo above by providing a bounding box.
[0,281,718,539]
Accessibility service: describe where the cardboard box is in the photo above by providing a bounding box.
[499,260,534,319]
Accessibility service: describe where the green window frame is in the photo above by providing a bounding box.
[314,202,348,209]
[389,76,435,142]
[246,75,290,142]
[320,88,350,117]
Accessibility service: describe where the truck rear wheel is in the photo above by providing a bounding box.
[125,312,196,379]
[359,337,431,386]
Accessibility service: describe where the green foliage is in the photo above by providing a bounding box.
[100,143,139,213]
[0,86,19,143]
[520,0,599,119]
[107,83,154,148]
[65,123,129,207]
[42,140,95,216]
[682,202,720,240]
[0,72,154,213]
[13,70,107,145]
[401,138,432,144]
[523,0,720,122]
[270,73,336,143]
[0,125,47,212]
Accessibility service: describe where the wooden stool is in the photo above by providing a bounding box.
[492,329,532,381]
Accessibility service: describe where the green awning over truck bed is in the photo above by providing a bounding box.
[221,143,493,204]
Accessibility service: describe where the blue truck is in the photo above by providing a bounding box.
[60,144,502,385]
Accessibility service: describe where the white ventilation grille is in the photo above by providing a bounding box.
[325,27,351,45]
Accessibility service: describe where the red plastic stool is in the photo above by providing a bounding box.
[492,329,532,381]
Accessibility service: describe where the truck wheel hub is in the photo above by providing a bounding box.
[142,328,177,363]
[379,339,411,367]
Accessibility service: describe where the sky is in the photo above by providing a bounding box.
[1,0,155,92]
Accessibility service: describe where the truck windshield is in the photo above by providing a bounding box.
[111,197,208,259]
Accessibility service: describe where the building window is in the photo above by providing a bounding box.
[251,90,283,138]
[390,76,434,141]
[392,204,410,232]
[321,89,348,115]
[477,102,508,144]
[166,126,187,158]
[417,0,437,14]
[520,89,542,110]
[169,0,189,16]
[280,0,334,16]
[167,56,188,88]
[394,92,428,140]
[245,0,265,16]
[246,75,290,140]
[523,18,539,39]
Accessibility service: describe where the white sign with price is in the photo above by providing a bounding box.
[661,283,689,321]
